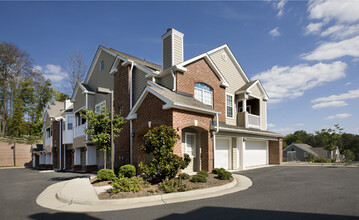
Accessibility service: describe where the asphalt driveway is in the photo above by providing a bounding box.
[0,166,358,220]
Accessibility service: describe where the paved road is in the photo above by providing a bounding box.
[1,166,358,220]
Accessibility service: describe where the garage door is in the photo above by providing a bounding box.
[215,138,230,169]
[244,140,267,168]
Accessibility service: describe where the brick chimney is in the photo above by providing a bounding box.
[161,28,184,70]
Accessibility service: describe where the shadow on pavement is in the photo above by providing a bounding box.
[156,206,358,220]
[29,212,100,220]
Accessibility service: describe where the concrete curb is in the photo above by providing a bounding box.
[37,174,252,212]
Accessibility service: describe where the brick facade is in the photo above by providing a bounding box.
[176,58,226,122]
[268,138,283,165]
[52,121,60,169]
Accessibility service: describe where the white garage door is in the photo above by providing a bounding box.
[215,138,230,169]
[244,141,267,168]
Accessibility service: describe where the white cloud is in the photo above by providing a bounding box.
[320,24,359,40]
[301,36,359,61]
[267,123,276,128]
[324,113,351,120]
[312,88,359,103]
[345,82,351,86]
[312,100,348,109]
[32,65,42,73]
[305,22,324,35]
[269,27,281,37]
[272,127,294,134]
[307,0,359,24]
[252,61,347,103]
[275,0,287,17]
[291,123,304,127]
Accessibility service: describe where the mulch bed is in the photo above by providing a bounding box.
[95,173,233,200]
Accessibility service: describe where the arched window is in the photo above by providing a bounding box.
[194,83,213,106]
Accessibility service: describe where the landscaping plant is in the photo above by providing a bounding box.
[97,169,116,181]
[139,125,191,183]
[110,176,149,193]
[217,169,233,180]
[190,174,207,183]
[119,164,136,178]
[197,170,209,177]
[160,178,190,193]
[178,173,190,180]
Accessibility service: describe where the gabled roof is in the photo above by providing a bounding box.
[284,144,318,156]
[127,81,220,120]
[216,123,284,138]
[70,81,95,102]
[46,101,65,118]
[236,80,269,100]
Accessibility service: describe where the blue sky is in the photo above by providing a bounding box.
[1,0,358,135]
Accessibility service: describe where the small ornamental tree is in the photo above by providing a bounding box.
[82,106,126,169]
[315,124,343,161]
[139,125,191,183]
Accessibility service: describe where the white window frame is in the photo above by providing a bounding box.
[185,132,196,158]
[95,100,106,114]
[226,93,234,119]
[194,83,213,106]
[67,115,73,130]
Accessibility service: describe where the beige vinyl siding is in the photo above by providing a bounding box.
[173,34,183,65]
[87,51,115,91]
[43,114,51,142]
[73,90,86,112]
[158,74,173,90]
[261,100,267,130]
[133,68,148,103]
[237,112,245,127]
[163,36,172,70]
[249,84,262,98]
[209,49,247,126]
[73,136,86,149]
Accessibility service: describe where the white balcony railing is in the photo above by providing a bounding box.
[44,137,52,147]
[63,130,74,144]
[74,124,86,138]
[248,113,260,129]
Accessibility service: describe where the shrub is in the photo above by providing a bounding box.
[139,125,191,183]
[110,176,148,193]
[212,168,225,174]
[305,153,316,162]
[178,173,190,180]
[217,169,233,180]
[119,164,136,178]
[160,178,190,193]
[97,169,116,181]
[312,157,331,163]
[197,170,209,177]
[190,175,207,183]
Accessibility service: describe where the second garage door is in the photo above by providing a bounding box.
[215,138,230,169]
[244,140,268,168]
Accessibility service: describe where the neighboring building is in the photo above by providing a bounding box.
[36,28,284,172]
[283,143,342,162]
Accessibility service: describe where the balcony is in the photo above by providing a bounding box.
[74,124,86,138]
[63,129,74,144]
[248,113,260,129]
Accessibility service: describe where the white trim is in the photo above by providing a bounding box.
[171,30,174,67]
[85,93,88,141]
[225,93,234,119]
[185,132,196,158]
[236,137,240,169]
[235,80,269,100]
[216,126,284,138]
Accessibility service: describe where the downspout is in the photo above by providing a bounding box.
[212,113,219,168]
[59,119,62,170]
[170,68,176,91]
[129,61,134,165]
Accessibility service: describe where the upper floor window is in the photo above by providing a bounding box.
[67,116,73,130]
[194,83,213,106]
[226,94,234,118]
[100,60,104,71]
[119,105,123,115]
[95,101,106,114]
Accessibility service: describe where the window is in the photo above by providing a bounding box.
[119,105,123,115]
[67,116,73,130]
[50,125,53,137]
[95,101,106,114]
[100,60,104,71]
[76,114,86,126]
[185,133,196,158]
[226,94,233,118]
[194,83,213,106]
[46,127,51,138]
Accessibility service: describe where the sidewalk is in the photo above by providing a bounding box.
[36,174,252,212]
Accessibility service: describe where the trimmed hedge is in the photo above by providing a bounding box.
[97,169,116,181]
[197,170,209,177]
[217,169,232,180]
[119,164,136,178]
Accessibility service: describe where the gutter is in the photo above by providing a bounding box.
[128,61,135,165]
